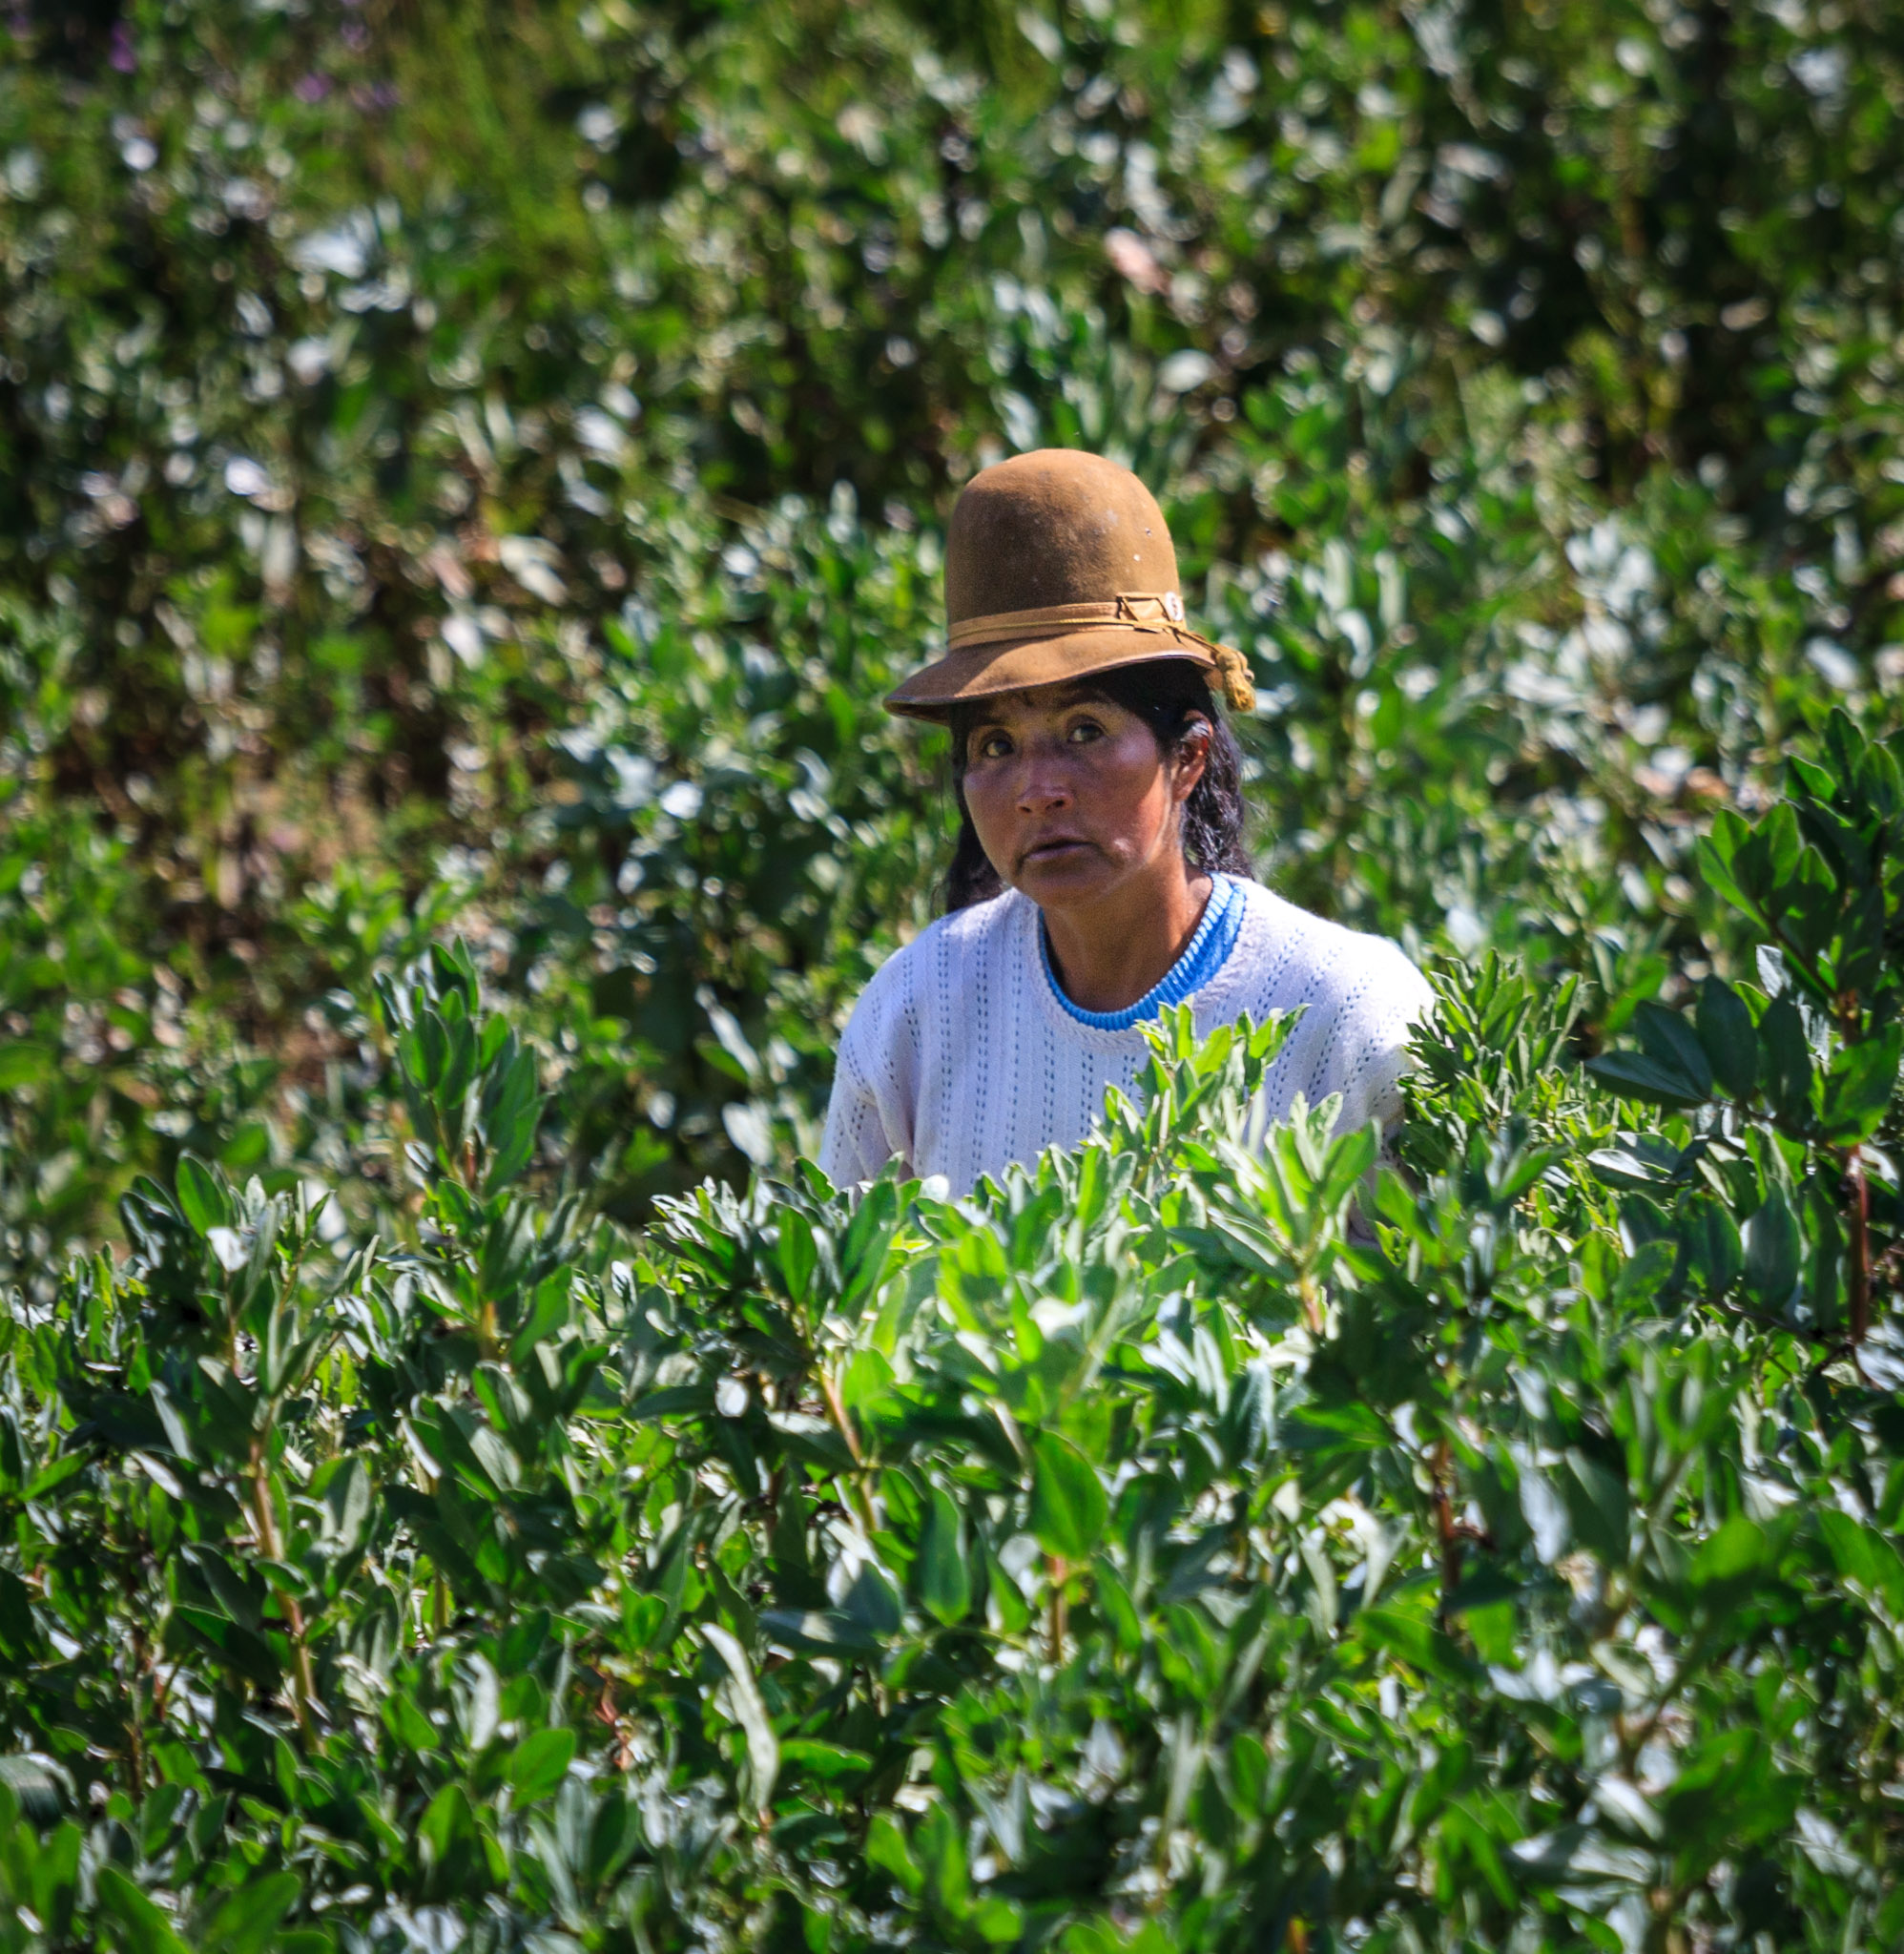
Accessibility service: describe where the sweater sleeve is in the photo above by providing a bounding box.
[817,953,920,1189]
[818,1039,904,1188]
[1329,946,1436,1142]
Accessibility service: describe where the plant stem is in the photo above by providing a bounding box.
[1431,1438,1462,1627]
[250,1437,317,1738]
[125,1577,148,1798]
[819,1365,862,1468]
[1298,1267,1324,1338]
[820,1366,880,1538]
[1847,1144,1872,1347]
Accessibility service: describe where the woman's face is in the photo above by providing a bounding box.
[959,683,1209,912]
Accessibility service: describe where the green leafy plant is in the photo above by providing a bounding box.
[2,1,1904,1944]
[2,753,1902,1944]
[1587,712,1904,1363]
[4,0,1903,1264]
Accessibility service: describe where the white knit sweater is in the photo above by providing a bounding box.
[818,878,1435,1195]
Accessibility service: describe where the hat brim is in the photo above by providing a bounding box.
[883,628,1217,720]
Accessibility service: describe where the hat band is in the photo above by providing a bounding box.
[943,593,1255,712]
[947,592,1191,650]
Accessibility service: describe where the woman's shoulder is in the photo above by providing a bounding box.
[870,887,1028,984]
[1227,878,1434,1016]
[839,890,1031,1037]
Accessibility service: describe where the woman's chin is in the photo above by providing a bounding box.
[1011,849,1118,906]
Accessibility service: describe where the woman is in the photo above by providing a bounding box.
[820,448,1432,1196]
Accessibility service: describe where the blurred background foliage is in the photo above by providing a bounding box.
[3,0,1903,1272]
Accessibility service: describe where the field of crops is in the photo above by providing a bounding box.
[4,0,1904,1946]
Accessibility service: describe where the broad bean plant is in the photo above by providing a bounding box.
[2,721,1901,1951]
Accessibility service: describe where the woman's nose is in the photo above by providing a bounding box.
[1016,761,1073,814]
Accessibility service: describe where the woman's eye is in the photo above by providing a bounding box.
[1066,719,1103,743]
[975,732,1011,760]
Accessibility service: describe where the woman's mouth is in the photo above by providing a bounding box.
[1021,837,1092,867]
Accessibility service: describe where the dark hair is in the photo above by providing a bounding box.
[942,657,1252,913]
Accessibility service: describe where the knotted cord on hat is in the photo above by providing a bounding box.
[1207,644,1256,716]
[943,593,1256,714]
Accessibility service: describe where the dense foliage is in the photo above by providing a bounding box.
[5,0,1904,1944]
[5,0,1904,1258]
[6,717,1904,1950]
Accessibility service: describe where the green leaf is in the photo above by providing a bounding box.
[1804,1178,1846,1333]
[199,1871,300,1954]
[1753,803,1805,898]
[383,1691,438,1755]
[0,1042,52,1091]
[760,1608,885,1656]
[482,1043,545,1193]
[983,1544,1032,1637]
[1742,1191,1803,1311]
[1689,1514,1769,1606]
[28,1820,80,1938]
[1561,1449,1628,1566]
[320,1457,374,1563]
[25,1451,89,1501]
[507,1727,577,1801]
[776,1209,822,1304]
[1817,1508,1904,1615]
[1694,979,1758,1101]
[0,1753,68,1823]
[1758,997,1814,1127]
[0,1572,43,1664]
[1507,1825,1656,1888]
[915,1802,969,1915]
[779,1739,873,1783]
[1696,811,1758,922]
[1584,1050,1709,1111]
[96,1866,193,1954]
[867,1813,922,1894]
[704,1620,780,1814]
[917,1484,972,1627]
[1678,1194,1742,1300]
[173,1154,229,1237]
[1587,1135,1689,1190]
[418,1783,476,1871]
[1028,1430,1107,1563]
[1094,1559,1142,1654]
[1356,1603,1478,1685]
[838,1177,901,1320]
[1613,1237,1679,1312]
[1632,1001,1714,1099]
[139,1782,187,1860]
[1817,1023,1903,1143]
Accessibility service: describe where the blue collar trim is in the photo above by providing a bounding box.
[1039,875,1246,1031]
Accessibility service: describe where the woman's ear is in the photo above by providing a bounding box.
[1171,716,1212,803]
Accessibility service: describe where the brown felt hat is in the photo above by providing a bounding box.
[884,447,1255,719]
